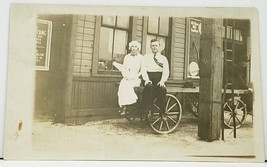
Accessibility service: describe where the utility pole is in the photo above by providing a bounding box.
[198,18,224,141]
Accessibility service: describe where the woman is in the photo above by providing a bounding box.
[113,41,143,115]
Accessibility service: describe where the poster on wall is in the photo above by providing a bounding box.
[187,18,201,79]
[36,19,52,71]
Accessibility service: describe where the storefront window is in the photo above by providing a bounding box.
[223,19,249,89]
[146,17,170,57]
[98,16,130,72]
[222,26,243,42]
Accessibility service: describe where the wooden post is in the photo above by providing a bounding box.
[55,15,74,123]
[63,15,77,123]
[198,18,223,141]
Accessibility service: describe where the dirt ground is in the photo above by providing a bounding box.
[32,113,254,161]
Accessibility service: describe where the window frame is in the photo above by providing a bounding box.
[143,16,173,79]
[146,17,172,57]
[92,15,134,77]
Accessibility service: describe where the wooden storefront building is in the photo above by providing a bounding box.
[34,15,251,124]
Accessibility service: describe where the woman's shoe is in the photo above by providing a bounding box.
[120,106,127,115]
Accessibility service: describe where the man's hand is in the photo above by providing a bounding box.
[157,81,166,88]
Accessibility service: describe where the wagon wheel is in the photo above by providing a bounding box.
[148,94,182,134]
[223,98,247,129]
[186,94,199,118]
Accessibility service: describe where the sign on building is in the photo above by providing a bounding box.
[36,19,52,71]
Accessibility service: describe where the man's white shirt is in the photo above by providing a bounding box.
[141,52,169,83]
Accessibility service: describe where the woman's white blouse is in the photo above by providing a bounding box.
[122,53,143,79]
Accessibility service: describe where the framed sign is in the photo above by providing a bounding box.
[36,19,52,71]
[186,18,201,79]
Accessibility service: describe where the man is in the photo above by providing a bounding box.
[142,39,169,115]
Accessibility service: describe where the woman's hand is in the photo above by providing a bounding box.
[145,80,152,86]
[121,71,129,80]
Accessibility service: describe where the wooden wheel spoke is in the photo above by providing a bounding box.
[151,116,161,126]
[224,110,231,114]
[226,103,233,112]
[224,111,232,117]
[152,112,160,116]
[237,106,244,111]
[166,97,171,110]
[167,115,177,124]
[154,103,160,110]
[165,120,170,130]
[227,115,233,124]
[159,120,163,131]
[168,111,180,115]
[234,101,240,111]
[236,111,244,116]
[235,116,242,124]
[167,103,177,112]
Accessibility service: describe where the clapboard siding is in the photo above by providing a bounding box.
[174,42,185,48]
[175,18,186,24]
[172,17,186,80]
[71,80,118,110]
[173,62,185,68]
[173,56,184,62]
[73,15,95,77]
[175,33,185,39]
[136,16,143,42]
[174,37,185,44]
[174,47,185,54]
[175,27,186,34]
[173,73,184,79]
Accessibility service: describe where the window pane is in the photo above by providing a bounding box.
[157,36,166,55]
[113,30,128,64]
[102,16,116,26]
[148,17,159,34]
[235,29,240,41]
[240,32,243,41]
[146,35,156,54]
[99,27,113,70]
[117,16,129,28]
[159,17,169,36]
[226,26,232,39]
[222,26,225,38]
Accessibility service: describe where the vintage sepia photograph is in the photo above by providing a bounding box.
[3,4,265,161]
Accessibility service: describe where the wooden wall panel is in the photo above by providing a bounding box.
[71,80,119,110]
[136,16,143,43]
[73,15,95,77]
[172,17,186,80]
